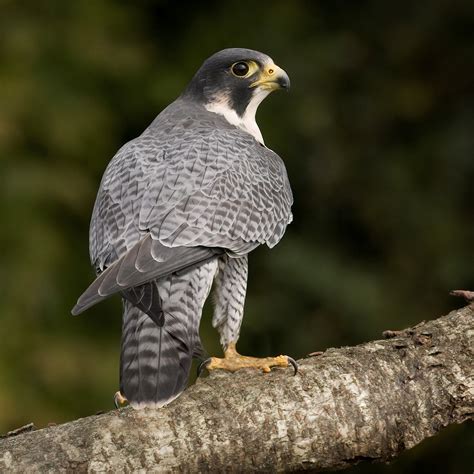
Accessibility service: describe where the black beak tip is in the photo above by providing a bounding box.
[278,76,291,91]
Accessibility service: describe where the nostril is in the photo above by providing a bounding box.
[268,68,274,75]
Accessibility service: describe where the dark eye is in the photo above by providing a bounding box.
[232,62,249,77]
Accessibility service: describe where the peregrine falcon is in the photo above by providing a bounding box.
[72,48,295,408]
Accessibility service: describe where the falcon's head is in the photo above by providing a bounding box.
[182,48,290,144]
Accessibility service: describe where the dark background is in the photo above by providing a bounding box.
[1,0,473,472]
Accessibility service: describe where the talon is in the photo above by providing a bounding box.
[197,358,212,377]
[114,391,128,408]
[287,356,298,376]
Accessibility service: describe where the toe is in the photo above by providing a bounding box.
[114,391,128,408]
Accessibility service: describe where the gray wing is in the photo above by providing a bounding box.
[74,100,292,314]
[72,234,223,315]
[138,125,293,252]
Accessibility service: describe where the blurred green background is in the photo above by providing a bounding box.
[1,0,473,471]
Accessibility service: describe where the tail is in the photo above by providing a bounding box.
[120,299,195,408]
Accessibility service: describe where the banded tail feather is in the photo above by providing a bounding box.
[120,260,218,407]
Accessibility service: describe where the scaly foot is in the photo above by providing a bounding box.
[114,391,128,409]
[197,342,297,377]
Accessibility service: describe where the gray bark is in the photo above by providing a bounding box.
[1,303,473,473]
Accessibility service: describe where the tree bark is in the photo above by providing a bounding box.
[1,303,473,473]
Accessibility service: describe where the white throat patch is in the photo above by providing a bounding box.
[205,89,270,145]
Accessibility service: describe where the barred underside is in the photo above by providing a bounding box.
[213,255,248,348]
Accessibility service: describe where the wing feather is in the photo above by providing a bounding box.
[73,235,223,315]
[80,100,292,313]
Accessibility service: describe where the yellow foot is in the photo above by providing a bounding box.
[114,391,129,408]
[198,342,298,376]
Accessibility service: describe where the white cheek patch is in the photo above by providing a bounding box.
[205,89,270,145]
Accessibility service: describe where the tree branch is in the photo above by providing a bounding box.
[1,303,473,472]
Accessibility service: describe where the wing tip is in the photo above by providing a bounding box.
[71,292,100,315]
[71,304,82,316]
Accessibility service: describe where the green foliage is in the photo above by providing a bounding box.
[1,1,472,471]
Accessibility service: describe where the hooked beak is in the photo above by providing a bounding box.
[250,63,290,91]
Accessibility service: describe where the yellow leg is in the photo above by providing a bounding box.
[201,342,297,375]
